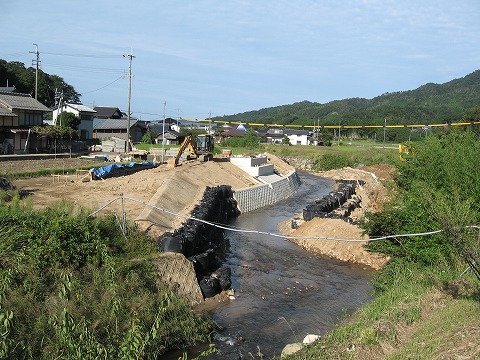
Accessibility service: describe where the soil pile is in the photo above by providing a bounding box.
[9,159,256,235]
[280,164,395,269]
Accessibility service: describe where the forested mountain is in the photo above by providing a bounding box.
[219,70,480,126]
[0,59,80,108]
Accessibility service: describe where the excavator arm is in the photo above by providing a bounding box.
[171,135,198,167]
[168,134,213,167]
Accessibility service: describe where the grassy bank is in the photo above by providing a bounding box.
[286,263,479,359]
[0,202,214,359]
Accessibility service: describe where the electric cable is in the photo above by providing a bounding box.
[42,62,125,74]
[81,76,125,94]
[41,51,120,59]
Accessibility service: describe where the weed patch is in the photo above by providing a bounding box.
[0,204,213,358]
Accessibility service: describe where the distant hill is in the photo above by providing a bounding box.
[217,70,480,126]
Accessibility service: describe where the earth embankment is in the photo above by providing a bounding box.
[6,159,257,235]
[4,157,393,269]
[280,164,395,269]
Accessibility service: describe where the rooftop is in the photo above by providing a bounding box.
[0,92,50,112]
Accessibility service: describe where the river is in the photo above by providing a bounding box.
[168,171,374,359]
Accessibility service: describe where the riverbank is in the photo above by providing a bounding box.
[279,164,394,269]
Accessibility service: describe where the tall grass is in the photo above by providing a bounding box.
[1,165,105,179]
[0,202,214,359]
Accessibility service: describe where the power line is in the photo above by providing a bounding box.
[41,51,120,59]
[81,75,125,94]
[43,62,125,74]
[0,51,30,58]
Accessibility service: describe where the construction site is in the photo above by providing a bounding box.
[2,146,392,306]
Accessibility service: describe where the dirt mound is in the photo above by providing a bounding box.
[282,164,395,269]
[11,159,256,238]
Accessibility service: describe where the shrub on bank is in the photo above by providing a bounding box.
[364,130,480,277]
[313,153,354,171]
[0,203,213,359]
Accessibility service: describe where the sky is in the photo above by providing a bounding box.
[2,1,480,121]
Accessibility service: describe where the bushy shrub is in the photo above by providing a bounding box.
[313,153,354,171]
[222,134,260,148]
[365,130,480,280]
[0,204,213,358]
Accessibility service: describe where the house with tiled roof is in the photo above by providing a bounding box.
[0,91,50,153]
[51,103,96,140]
[155,129,184,145]
[221,123,247,138]
[0,86,15,93]
[93,118,147,143]
[93,106,125,119]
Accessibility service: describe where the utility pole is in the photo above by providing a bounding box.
[30,44,40,100]
[383,118,386,149]
[123,50,135,153]
[208,111,212,134]
[162,101,166,164]
[54,89,64,126]
[337,119,341,146]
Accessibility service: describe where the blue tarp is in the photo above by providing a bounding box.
[89,162,155,179]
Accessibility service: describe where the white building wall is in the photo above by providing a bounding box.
[287,134,309,145]
[78,120,94,140]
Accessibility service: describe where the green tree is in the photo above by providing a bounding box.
[56,112,80,129]
[0,59,81,107]
[281,135,291,145]
[222,133,260,148]
[462,105,480,122]
[365,130,480,276]
[141,130,159,144]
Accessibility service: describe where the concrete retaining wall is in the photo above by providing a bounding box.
[234,170,301,213]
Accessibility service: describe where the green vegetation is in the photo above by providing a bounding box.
[287,263,479,359]
[0,201,213,359]
[216,70,480,128]
[263,143,397,170]
[364,131,480,275]
[141,130,159,144]
[0,166,104,179]
[288,129,480,359]
[0,59,80,107]
[222,133,261,149]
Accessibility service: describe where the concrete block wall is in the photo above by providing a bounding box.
[234,171,301,213]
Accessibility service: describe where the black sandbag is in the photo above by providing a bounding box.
[199,276,221,298]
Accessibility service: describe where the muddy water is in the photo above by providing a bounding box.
[209,172,374,359]
[166,172,374,359]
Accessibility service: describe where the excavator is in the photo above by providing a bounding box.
[168,134,214,167]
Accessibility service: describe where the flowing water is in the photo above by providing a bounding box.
[168,172,374,359]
